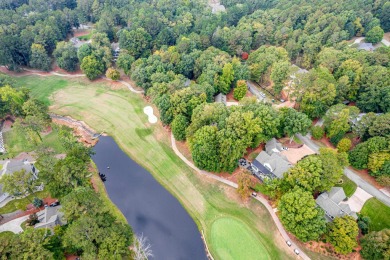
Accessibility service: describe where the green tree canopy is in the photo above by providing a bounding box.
[81,55,105,80]
[360,229,390,260]
[326,216,359,254]
[279,188,326,241]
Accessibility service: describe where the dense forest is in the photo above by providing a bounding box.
[0,0,390,259]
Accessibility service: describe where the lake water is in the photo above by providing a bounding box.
[92,136,207,259]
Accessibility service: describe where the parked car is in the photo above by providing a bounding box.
[280,99,285,102]
[286,240,292,247]
[294,249,300,255]
[251,192,257,197]
[50,201,60,207]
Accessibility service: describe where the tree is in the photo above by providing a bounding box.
[360,229,390,260]
[327,216,359,254]
[77,44,92,62]
[63,214,133,259]
[233,80,247,100]
[368,152,390,176]
[118,28,152,58]
[53,41,78,72]
[324,105,359,139]
[279,188,326,241]
[189,126,220,172]
[365,26,384,44]
[80,55,105,80]
[116,52,135,75]
[237,170,254,200]
[337,138,352,153]
[357,215,371,235]
[105,68,120,80]
[283,156,323,193]
[29,43,51,71]
[61,187,104,222]
[335,59,362,101]
[279,108,312,143]
[369,113,390,137]
[271,61,290,94]
[133,233,154,260]
[0,169,38,198]
[311,126,324,140]
[318,148,349,191]
[171,114,189,141]
[216,63,234,94]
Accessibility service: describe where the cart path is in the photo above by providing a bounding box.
[170,133,310,260]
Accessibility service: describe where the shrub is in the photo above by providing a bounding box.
[337,138,352,152]
[311,126,324,140]
[330,131,345,146]
[233,80,247,100]
[106,68,120,80]
[26,213,39,226]
[32,197,43,208]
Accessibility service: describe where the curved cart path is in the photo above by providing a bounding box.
[170,133,310,260]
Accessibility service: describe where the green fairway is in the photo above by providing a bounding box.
[361,198,390,231]
[210,217,270,259]
[10,74,292,259]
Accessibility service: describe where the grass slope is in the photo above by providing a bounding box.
[12,75,292,259]
[361,198,390,231]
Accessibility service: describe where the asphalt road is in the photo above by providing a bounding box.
[296,134,390,207]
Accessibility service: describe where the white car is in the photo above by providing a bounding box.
[294,249,300,255]
[286,240,292,247]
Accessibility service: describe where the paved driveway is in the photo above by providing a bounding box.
[0,215,28,234]
[343,187,373,212]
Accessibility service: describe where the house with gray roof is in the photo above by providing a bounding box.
[316,187,358,221]
[214,93,227,105]
[35,205,65,230]
[250,138,292,180]
[357,42,375,51]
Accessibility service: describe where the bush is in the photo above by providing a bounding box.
[32,198,43,208]
[233,80,247,100]
[337,138,352,152]
[311,126,324,140]
[330,132,345,146]
[26,213,39,226]
[171,115,189,141]
[106,68,120,80]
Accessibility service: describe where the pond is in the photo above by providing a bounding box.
[92,136,207,259]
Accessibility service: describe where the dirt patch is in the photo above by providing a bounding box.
[175,139,193,161]
[303,240,361,260]
[73,29,91,38]
[51,116,98,146]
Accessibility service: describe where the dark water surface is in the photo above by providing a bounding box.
[92,136,207,260]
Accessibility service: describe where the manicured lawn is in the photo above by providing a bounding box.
[1,126,66,160]
[361,198,390,231]
[335,175,357,197]
[210,217,270,259]
[12,75,292,259]
[0,190,49,214]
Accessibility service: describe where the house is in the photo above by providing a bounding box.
[316,187,358,221]
[357,42,375,51]
[209,0,226,14]
[0,159,40,204]
[214,93,227,105]
[35,205,65,230]
[250,138,292,180]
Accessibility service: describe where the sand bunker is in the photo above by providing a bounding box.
[144,106,158,124]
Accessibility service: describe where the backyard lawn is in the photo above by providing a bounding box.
[10,74,294,259]
[1,126,66,160]
[335,175,357,197]
[0,190,49,214]
[361,198,390,231]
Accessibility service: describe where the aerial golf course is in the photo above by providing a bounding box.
[9,73,294,259]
